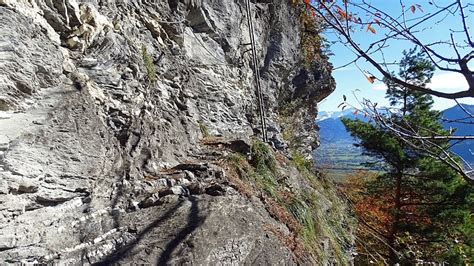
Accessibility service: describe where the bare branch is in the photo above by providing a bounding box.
[454,99,474,118]
[310,0,474,99]
[457,0,474,47]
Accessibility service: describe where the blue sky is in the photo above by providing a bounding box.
[317,0,474,112]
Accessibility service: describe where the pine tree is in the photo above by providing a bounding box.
[342,49,473,264]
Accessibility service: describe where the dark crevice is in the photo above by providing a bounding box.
[0,247,15,252]
[35,199,71,207]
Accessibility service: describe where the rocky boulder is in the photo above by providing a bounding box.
[0,0,346,264]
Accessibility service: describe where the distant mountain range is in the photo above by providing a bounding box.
[317,109,368,143]
[316,104,474,164]
[442,104,474,163]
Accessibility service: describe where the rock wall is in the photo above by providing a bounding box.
[0,0,341,264]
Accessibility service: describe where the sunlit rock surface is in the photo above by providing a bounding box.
[0,0,338,264]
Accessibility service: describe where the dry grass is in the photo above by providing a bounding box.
[262,223,310,261]
[219,160,255,198]
[261,194,302,235]
[216,143,353,264]
[275,150,290,166]
[200,136,227,145]
[144,175,159,180]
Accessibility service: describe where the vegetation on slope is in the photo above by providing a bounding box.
[221,137,354,263]
[341,49,474,264]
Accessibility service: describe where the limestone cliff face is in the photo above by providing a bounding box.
[0,0,345,264]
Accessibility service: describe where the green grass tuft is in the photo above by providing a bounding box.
[251,140,277,174]
[0,99,10,111]
[288,150,354,264]
[198,121,210,138]
[249,140,280,198]
[141,45,157,82]
[291,149,314,173]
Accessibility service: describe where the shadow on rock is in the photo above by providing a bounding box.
[94,199,185,265]
[157,196,205,265]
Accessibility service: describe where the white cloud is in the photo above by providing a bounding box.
[370,72,468,93]
[428,72,468,91]
[372,82,388,91]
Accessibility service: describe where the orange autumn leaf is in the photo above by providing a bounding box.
[363,71,376,83]
[336,5,348,19]
[366,23,376,34]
